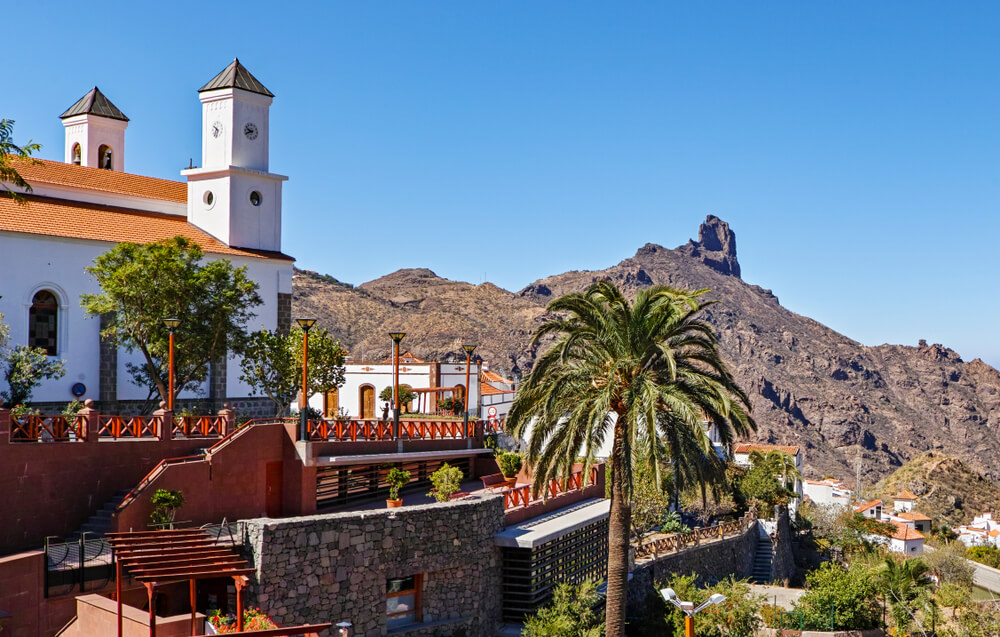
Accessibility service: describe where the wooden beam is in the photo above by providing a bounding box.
[131,559,248,578]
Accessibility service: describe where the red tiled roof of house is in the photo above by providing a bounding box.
[732,443,800,456]
[480,382,514,396]
[891,522,924,541]
[482,370,513,385]
[855,500,883,513]
[898,511,932,522]
[894,490,918,500]
[0,195,292,260]
[11,157,187,202]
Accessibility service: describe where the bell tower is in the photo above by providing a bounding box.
[60,87,128,171]
[183,59,287,252]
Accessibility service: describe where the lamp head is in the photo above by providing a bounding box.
[660,588,677,601]
[708,593,726,606]
[163,318,181,330]
[388,331,406,343]
[295,318,318,332]
[463,343,477,355]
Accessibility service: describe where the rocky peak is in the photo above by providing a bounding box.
[676,215,741,278]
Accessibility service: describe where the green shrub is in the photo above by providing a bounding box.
[657,575,764,637]
[149,489,185,529]
[498,452,523,478]
[967,545,1000,569]
[793,561,881,630]
[428,463,464,502]
[523,580,603,637]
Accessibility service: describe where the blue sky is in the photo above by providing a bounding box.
[6,2,999,367]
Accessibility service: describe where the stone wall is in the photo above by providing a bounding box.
[626,520,759,623]
[243,494,506,637]
[771,506,795,585]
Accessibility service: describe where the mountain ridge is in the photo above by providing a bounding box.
[292,216,1000,484]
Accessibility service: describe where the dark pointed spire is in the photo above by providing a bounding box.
[198,58,274,97]
[59,87,129,121]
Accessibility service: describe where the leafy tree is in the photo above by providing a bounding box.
[967,544,1000,569]
[942,601,1000,637]
[631,460,675,546]
[0,119,41,205]
[523,580,604,637]
[880,556,935,633]
[793,561,882,630]
[657,574,764,637]
[240,327,346,417]
[925,540,974,589]
[507,282,754,637]
[734,450,800,509]
[379,385,415,412]
[82,237,262,409]
[1,346,66,406]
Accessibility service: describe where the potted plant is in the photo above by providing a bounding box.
[497,452,523,488]
[386,467,411,508]
[427,463,464,502]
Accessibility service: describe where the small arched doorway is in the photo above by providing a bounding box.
[324,388,340,418]
[453,385,466,414]
[29,290,59,355]
[359,385,375,419]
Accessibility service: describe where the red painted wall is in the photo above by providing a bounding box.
[0,408,235,555]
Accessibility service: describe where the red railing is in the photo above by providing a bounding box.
[172,415,227,438]
[97,415,160,439]
[503,466,599,510]
[485,419,504,434]
[306,418,474,442]
[9,415,86,442]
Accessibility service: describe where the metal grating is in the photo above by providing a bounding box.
[500,516,609,621]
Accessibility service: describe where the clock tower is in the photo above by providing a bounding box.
[183,59,287,252]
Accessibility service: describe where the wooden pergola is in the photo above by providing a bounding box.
[410,386,462,414]
[107,529,255,637]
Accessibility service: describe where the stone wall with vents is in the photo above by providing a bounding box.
[243,495,505,637]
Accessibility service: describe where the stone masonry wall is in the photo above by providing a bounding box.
[277,292,292,335]
[243,494,506,637]
[627,520,759,623]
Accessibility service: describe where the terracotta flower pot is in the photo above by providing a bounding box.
[386,499,403,508]
[503,477,517,489]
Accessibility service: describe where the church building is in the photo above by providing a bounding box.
[0,60,294,416]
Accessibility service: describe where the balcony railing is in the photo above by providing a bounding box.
[503,466,600,511]
[172,415,227,438]
[306,418,475,442]
[97,415,160,439]
[10,415,86,442]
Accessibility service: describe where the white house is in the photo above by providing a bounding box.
[855,500,884,520]
[892,490,918,513]
[887,521,924,555]
[802,478,853,508]
[0,60,294,416]
[480,369,515,421]
[307,353,482,420]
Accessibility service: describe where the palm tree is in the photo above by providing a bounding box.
[748,449,801,492]
[507,281,755,637]
[882,556,935,634]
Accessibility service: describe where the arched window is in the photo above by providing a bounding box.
[29,290,59,355]
[71,143,82,166]
[359,385,376,419]
[98,144,113,170]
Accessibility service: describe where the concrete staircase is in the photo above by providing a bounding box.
[750,533,773,584]
[67,489,131,541]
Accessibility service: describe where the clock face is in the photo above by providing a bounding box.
[211,121,223,138]
[244,123,259,140]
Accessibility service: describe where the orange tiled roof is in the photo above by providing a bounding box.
[891,522,924,541]
[855,500,882,513]
[482,370,513,385]
[894,490,918,501]
[898,511,932,522]
[732,443,800,456]
[0,195,291,260]
[12,157,187,202]
[480,382,514,396]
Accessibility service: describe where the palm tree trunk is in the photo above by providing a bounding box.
[606,418,631,637]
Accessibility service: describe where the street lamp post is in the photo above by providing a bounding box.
[163,319,180,411]
[462,343,476,436]
[661,588,726,637]
[388,332,406,440]
[295,318,318,442]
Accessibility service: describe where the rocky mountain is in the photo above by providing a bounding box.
[293,216,1000,484]
[874,452,1000,526]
